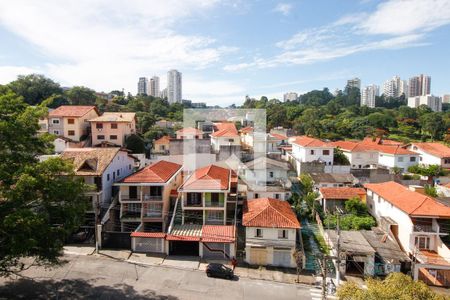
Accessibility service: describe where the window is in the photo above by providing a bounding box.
[211,193,220,205]
[68,118,75,124]
[310,150,315,155]
[107,174,110,181]
[410,157,416,162]
[52,118,60,124]
[129,164,131,170]
[207,211,223,221]
[161,145,165,150]
[255,228,263,238]
[228,139,234,142]
[275,193,280,199]
[254,193,259,199]
[420,157,423,161]
[278,230,288,239]
[96,123,103,129]
[111,123,118,129]
[415,236,430,250]
[269,171,274,178]
[68,130,75,136]
[98,135,105,140]
[398,157,404,162]
[445,159,450,164]
[187,193,202,206]
[53,130,60,135]
[117,169,120,176]
[323,150,330,155]
[128,203,140,213]
[110,135,118,140]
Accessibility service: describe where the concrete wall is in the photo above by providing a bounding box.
[169,139,211,155]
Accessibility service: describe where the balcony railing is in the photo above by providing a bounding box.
[184,201,202,207]
[121,211,141,219]
[142,195,163,201]
[143,211,163,218]
[413,224,436,233]
[121,197,140,202]
[205,201,225,208]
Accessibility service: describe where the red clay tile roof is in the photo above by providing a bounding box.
[211,122,239,137]
[180,165,230,191]
[270,133,288,140]
[121,160,181,183]
[240,126,253,134]
[202,225,235,243]
[176,127,203,135]
[364,181,450,218]
[292,136,330,148]
[333,140,416,155]
[243,198,301,228]
[411,142,450,158]
[130,232,166,238]
[166,235,201,241]
[362,137,403,145]
[48,105,98,117]
[319,187,366,200]
[154,135,171,145]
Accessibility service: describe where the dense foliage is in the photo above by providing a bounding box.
[324,198,376,230]
[0,87,89,275]
[337,272,446,300]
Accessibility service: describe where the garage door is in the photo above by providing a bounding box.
[169,241,199,256]
[273,250,292,267]
[134,237,164,253]
[250,247,267,265]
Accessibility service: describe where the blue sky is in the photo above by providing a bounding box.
[0,0,449,106]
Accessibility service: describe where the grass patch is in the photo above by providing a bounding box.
[312,230,330,255]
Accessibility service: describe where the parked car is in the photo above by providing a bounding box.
[206,263,234,279]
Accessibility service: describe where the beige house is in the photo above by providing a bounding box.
[152,136,171,155]
[89,112,136,147]
[47,106,100,142]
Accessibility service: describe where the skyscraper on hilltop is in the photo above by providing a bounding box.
[408,74,431,97]
[383,76,408,98]
[361,84,379,108]
[149,76,160,97]
[137,77,148,95]
[167,69,182,104]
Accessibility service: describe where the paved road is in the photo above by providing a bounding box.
[0,254,316,300]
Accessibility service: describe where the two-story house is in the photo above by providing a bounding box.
[365,181,450,286]
[165,164,237,258]
[211,122,240,153]
[48,105,99,142]
[408,142,450,169]
[89,112,136,147]
[243,198,300,268]
[115,160,183,233]
[333,138,419,171]
[290,136,335,175]
[243,156,292,200]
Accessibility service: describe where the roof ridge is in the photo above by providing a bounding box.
[243,199,271,226]
[267,199,299,227]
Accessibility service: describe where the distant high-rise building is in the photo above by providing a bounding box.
[361,84,379,108]
[383,76,408,98]
[443,94,450,104]
[160,88,168,100]
[408,95,442,112]
[346,77,361,90]
[408,74,431,97]
[137,77,148,95]
[149,76,160,97]
[167,69,182,104]
[283,92,298,102]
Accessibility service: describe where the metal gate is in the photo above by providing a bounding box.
[273,250,292,267]
[101,231,131,249]
[134,237,164,253]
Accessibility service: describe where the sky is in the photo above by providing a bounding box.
[0,0,450,106]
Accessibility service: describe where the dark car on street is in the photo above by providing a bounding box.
[206,263,234,279]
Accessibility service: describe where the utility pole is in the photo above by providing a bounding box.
[316,254,328,300]
[95,195,100,254]
[335,210,341,286]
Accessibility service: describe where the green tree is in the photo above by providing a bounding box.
[125,134,145,154]
[420,112,446,140]
[367,112,396,130]
[337,272,446,300]
[8,74,63,105]
[0,89,88,275]
[344,197,368,215]
[65,86,97,105]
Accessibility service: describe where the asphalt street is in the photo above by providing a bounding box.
[0,254,317,300]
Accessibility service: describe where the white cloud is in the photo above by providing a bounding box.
[359,0,450,35]
[0,0,245,101]
[225,0,450,71]
[274,3,293,16]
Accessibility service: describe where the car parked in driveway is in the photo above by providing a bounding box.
[206,263,234,279]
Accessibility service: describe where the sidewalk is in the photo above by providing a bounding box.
[63,246,316,286]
